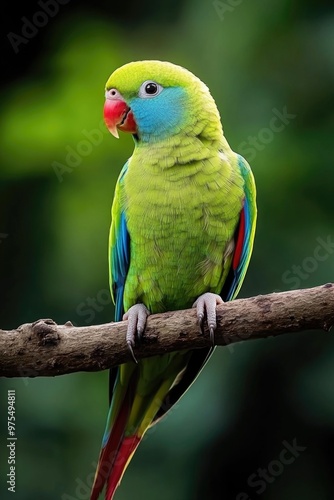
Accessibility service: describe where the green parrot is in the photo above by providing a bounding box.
[90,60,257,500]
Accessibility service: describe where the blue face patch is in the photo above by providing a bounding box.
[128,87,188,141]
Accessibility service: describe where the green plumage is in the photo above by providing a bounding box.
[118,144,244,313]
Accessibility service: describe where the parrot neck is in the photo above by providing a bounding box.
[132,125,233,170]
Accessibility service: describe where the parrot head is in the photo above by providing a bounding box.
[103,60,222,142]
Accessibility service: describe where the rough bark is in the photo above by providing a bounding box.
[1,284,333,378]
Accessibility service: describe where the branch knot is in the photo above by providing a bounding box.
[32,319,60,347]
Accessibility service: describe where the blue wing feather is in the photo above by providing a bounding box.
[108,162,131,403]
[109,162,130,322]
[113,211,130,321]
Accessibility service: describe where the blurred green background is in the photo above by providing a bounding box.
[1,0,334,499]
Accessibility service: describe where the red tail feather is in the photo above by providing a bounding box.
[105,435,141,500]
[90,385,136,500]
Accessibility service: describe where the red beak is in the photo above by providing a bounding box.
[104,95,137,138]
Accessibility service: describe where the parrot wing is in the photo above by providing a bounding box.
[223,154,257,301]
[109,161,130,323]
[108,161,130,403]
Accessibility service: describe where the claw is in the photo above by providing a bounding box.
[127,340,138,364]
[209,327,215,345]
[123,304,150,362]
[192,293,223,346]
[197,312,204,334]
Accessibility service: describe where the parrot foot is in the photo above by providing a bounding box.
[123,304,150,363]
[192,293,224,345]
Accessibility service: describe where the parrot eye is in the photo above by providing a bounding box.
[145,83,158,94]
[138,80,163,98]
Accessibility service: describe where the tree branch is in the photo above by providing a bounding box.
[1,284,333,378]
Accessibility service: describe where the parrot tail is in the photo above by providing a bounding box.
[90,362,177,500]
[105,435,141,499]
[90,379,142,500]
